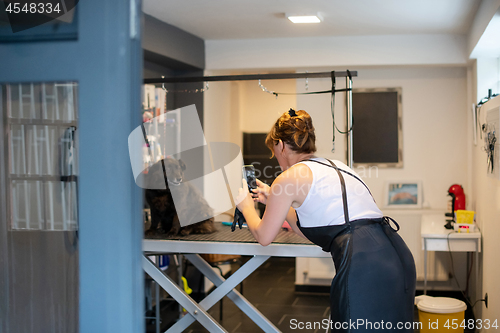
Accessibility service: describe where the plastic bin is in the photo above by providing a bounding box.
[415,295,467,332]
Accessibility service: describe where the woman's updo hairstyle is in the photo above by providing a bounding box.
[265,108,316,158]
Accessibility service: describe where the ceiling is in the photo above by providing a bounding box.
[142,0,482,40]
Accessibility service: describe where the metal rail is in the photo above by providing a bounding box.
[143,71,357,84]
[143,70,357,167]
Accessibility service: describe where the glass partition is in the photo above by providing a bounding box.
[5,82,78,230]
[0,82,79,332]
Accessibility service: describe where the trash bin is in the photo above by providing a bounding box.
[415,295,467,332]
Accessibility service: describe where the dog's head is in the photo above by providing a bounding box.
[145,157,186,189]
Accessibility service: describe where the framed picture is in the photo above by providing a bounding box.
[384,181,422,209]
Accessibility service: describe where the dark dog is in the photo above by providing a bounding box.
[144,157,216,237]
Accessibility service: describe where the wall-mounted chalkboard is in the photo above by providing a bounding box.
[352,88,402,168]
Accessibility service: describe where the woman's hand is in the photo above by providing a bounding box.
[236,179,255,213]
[252,179,271,205]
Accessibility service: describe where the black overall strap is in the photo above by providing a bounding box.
[305,159,375,201]
[326,159,350,225]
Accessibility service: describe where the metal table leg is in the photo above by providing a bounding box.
[475,243,479,304]
[423,240,428,295]
[189,254,279,331]
[176,255,183,319]
[155,271,160,333]
[169,254,280,333]
[143,256,229,333]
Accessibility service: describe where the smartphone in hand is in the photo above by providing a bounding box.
[242,165,257,193]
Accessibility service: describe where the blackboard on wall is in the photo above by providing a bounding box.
[352,88,402,167]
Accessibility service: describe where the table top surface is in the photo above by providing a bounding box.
[421,214,481,239]
[145,222,311,244]
[143,223,330,258]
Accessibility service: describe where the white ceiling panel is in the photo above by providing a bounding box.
[143,0,481,40]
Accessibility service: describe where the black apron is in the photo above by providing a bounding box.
[296,159,416,332]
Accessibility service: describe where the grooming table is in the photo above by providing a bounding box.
[143,223,330,333]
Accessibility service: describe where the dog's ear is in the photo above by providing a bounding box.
[178,159,186,171]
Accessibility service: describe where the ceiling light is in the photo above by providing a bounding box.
[287,14,322,24]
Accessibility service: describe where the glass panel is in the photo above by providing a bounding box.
[44,181,78,231]
[3,82,78,231]
[1,82,79,332]
[7,84,20,118]
[7,83,77,122]
[9,125,26,175]
[25,125,45,176]
[43,125,59,176]
[42,83,58,121]
[11,180,44,230]
[7,83,44,120]
[55,83,78,122]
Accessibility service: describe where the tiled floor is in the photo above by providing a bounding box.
[152,256,475,333]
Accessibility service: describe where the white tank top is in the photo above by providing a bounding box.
[294,158,383,227]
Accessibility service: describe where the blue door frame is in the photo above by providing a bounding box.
[0,1,144,332]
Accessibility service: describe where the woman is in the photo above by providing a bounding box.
[236,109,416,332]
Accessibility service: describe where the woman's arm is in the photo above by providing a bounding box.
[252,179,307,239]
[237,165,312,245]
[238,176,295,246]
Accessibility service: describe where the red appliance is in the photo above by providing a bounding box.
[445,184,466,217]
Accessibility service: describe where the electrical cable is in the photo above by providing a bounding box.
[329,72,353,152]
[331,71,336,151]
[465,252,474,297]
[472,298,487,308]
[331,87,352,135]
[446,232,473,309]
[446,230,485,319]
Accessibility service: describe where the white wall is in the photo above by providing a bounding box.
[206,34,467,70]
[471,96,500,324]
[295,67,468,210]
[469,58,500,324]
[203,79,241,147]
[477,57,500,99]
[203,75,297,143]
[239,79,296,133]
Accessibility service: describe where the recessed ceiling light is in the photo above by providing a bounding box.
[287,14,322,24]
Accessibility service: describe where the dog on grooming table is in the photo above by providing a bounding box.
[144,157,215,237]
